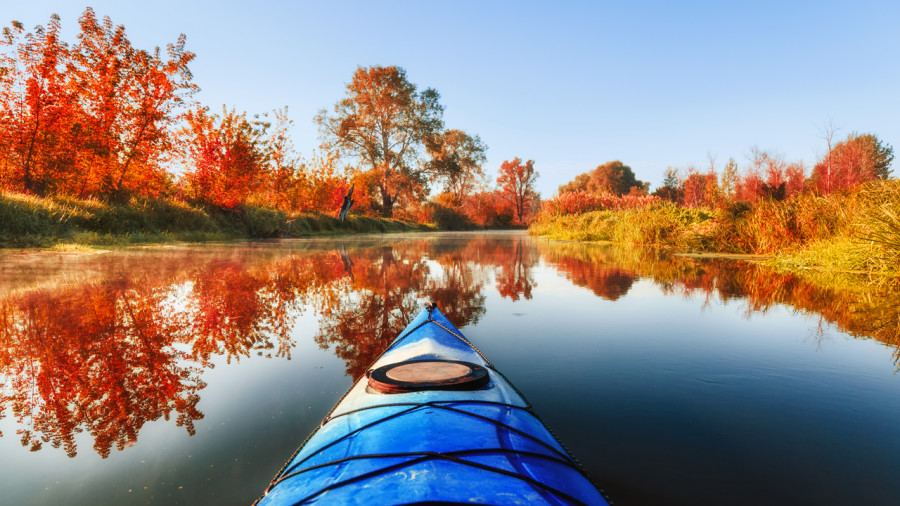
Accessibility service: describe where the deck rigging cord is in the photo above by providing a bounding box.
[279,400,580,478]
[278,448,590,505]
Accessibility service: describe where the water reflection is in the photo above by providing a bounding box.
[1,234,899,459]
[539,241,900,358]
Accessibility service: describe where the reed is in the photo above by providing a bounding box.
[854,179,900,269]
[709,192,849,254]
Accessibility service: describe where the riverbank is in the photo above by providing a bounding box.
[0,192,433,249]
[529,179,900,277]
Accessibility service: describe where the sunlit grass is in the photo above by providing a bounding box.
[51,243,98,252]
[529,203,714,247]
[769,238,874,273]
[0,192,431,249]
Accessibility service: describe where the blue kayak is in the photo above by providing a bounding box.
[255,304,609,505]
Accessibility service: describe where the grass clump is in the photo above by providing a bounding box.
[529,202,714,247]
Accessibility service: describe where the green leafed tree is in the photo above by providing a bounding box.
[652,167,684,203]
[316,66,444,217]
[426,129,487,206]
[720,157,738,200]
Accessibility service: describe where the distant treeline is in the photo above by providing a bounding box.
[548,133,893,213]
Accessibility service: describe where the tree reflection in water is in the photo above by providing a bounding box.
[539,241,900,359]
[0,279,202,458]
[1,235,898,458]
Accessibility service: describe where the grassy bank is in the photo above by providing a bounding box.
[0,192,433,249]
[529,180,900,276]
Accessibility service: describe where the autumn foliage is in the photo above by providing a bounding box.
[810,133,894,194]
[496,157,540,225]
[0,9,195,199]
[180,107,270,208]
[4,12,531,225]
[534,132,895,265]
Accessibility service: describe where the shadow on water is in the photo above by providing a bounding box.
[0,234,898,490]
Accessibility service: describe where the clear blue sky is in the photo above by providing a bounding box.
[7,1,899,196]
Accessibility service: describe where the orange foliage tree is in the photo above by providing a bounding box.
[681,167,720,208]
[460,190,515,227]
[264,109,351,214]
[426,129,487,206]
[735,148,804,202]
[316,66,444,217]
[497,157,540,225]
[559,160,647,196]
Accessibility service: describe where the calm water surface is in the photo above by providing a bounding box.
[2,232,899,505]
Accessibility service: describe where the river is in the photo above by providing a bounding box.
[1,231,899,505]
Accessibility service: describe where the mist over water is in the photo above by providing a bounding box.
[2,232,899,505]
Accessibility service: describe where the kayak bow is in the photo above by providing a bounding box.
[256,303,608,505]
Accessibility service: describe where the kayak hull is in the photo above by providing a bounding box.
[256,306,608,505]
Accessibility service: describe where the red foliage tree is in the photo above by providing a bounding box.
[316,66,444,218]
[0,9,195,198]
[735,149,805,202]
[811,133,894,194]
[181,107,271,209]
[497,157,539,225]
[460,190,515,227]
[71,8,196,198]
[558,160,647,196]
[681,168,719,208]
[0,15,79,194]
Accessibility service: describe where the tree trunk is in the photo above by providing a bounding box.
[381,188,394,218]
[338,185,355,222]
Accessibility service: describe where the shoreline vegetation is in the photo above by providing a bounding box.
[0,191,433,250]
[529,179,900,278]
[0,11,538,238]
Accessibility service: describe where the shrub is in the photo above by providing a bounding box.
[240,205,287,238]
[424,203,475,230]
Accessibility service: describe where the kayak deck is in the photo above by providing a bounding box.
[256,305,608,505]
